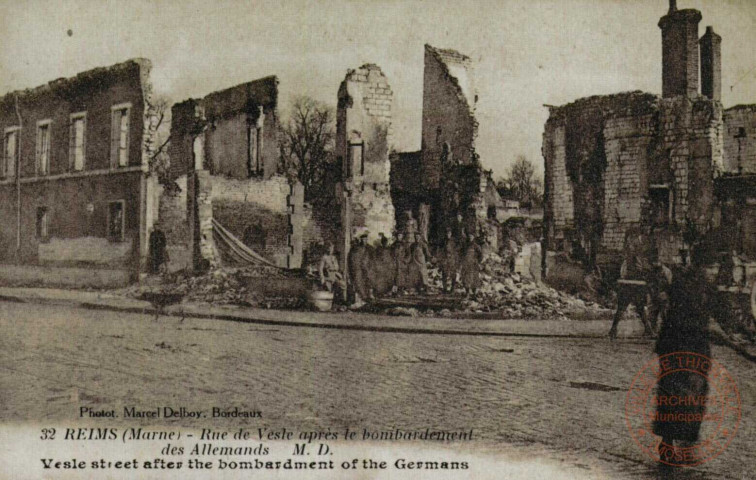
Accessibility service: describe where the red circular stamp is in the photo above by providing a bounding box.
[625,351,741,467]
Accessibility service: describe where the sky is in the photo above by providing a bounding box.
[1,0,755,178]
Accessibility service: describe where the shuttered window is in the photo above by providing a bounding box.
[69,113,86,171]
[110,104,131,168]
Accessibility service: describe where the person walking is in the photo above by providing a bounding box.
[653,242,714,464]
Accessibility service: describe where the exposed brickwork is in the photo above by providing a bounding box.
[659,8,702,98]
[723,105,756,174]
[336,64,395,248]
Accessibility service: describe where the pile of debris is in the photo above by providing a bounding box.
[428,252,610,319]
[127,265,309,309]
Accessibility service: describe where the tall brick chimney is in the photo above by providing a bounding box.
[658,1,702,98]
[699,26,722,101]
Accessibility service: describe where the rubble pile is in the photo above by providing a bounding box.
[129,266,308,309]
[429,252,610,319]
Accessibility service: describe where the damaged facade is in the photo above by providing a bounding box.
[543,1,755,270]
[166,76,308,271]
[0,59,159,286]
[390,44,496,248]
[336,63,396,261]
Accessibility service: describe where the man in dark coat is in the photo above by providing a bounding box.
[653,243,714,462]
[347,232,370,306]
[460,233,483,296]
[149,223,168,274]
[409,232,432,293]
[439,229,459,293]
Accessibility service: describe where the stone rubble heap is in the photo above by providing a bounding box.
[428,252,610,319]
[128,266,306,309]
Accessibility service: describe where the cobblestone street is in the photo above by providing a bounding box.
[1,301,754,479]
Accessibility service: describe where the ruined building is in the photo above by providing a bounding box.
[543,1,756,270]
[0,59,160,286]
[336,63,396,261]
[391,44,495,248]
[167,76,309,270]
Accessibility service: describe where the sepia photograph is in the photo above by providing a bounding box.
[0,0,755,478]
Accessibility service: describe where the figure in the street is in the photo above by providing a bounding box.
[609,225,671,339]
[347,230,370,307]
[396,231,414,294]
[409,232,432,293]
[148,223,169,274]
[653,242,714,464]
[318,242,343,293]
[460,233,483,296]
[439,229,459,293]
[403,210,418,244]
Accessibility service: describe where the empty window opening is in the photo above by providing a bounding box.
[649,186,672,227]
[348,142,364,177]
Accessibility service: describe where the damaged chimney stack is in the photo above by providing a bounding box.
[700,26,722,101]
[659,2,702,98]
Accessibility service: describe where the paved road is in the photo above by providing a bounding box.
[1,302,754,479]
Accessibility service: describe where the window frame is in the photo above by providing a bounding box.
[3,126,21,179]
[348,141,365,177]
[69,111,87,171]
[110,103,132,168]
[36,119,52,176]
[107,200,126,243]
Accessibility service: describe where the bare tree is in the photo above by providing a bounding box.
[504,155,543,208]
[147,96,172,184]
[279,96,335,200]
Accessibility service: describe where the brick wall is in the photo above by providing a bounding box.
[723,105,756,174]
[421,45,478,191]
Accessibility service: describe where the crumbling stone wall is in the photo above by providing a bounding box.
[723,105,756,174]
[170,77,279,181]
[420,45,485,245]
[421,44,478,189]
[543,91,723,266]
[210,175,300,268]
[336,64,395,247]
[168,76,311,270]
[157,175,190,271]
